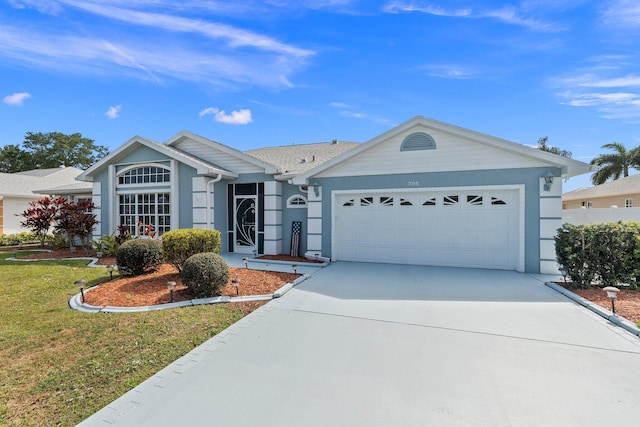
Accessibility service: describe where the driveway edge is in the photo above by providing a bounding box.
[544,281,640,337]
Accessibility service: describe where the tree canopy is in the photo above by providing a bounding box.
[0,132,108,173]
[590,142,640,185]
[536,136,572,158]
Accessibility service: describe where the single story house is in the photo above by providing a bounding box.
[78,116,591,274]
[0,166,86,235]
[563,174,640,209]
[562,174,640,225]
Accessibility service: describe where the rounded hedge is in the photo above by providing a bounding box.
[116,238,163,276]
[181,252,230,298]
[162,228,222,272]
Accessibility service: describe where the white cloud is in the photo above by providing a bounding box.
[383,1,560,31]
[420,64,474,79]
[3,92,31,105]
[199,107,253,125]
[329,102,394,125]
[105,104,121,119]
[0,1,314,90]
[602,0,640,30]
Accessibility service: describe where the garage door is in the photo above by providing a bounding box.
[333,188,520,270]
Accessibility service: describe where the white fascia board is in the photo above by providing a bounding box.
[166,130,280,175]
[293,115,592,183]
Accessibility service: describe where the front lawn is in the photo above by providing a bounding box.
[0,251,264,426]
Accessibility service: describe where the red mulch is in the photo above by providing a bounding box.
[557,283,640,324]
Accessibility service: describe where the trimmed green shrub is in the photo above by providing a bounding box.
[45,232,69,250]
[116,239,163,276]
[555,222,640,288]
[181,252,230,298]
[162,228,222,272]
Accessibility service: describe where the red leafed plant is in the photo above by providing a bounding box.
[19,197,66,247]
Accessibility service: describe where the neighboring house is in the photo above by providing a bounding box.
[562,174,640,225]
[0,167,86,235]
[77,116,591,274]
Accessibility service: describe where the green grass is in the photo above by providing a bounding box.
[0,251,261,426]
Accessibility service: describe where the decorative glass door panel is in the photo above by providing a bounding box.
[234,196,257,253]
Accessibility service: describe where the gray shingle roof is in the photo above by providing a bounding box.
[563,173,640,200]
[0,167,84,197]
[245,141,360,178]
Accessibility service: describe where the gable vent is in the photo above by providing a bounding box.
[400,132,436,152]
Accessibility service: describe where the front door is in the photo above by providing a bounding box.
[234,196,257,254]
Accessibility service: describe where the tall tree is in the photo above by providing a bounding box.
[22,132,108,169]
[590,142,640,185]
[0,144,33,172]
[0,132,108,172]
[537,136,572,158]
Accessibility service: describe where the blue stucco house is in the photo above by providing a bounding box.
[78,116,591,273]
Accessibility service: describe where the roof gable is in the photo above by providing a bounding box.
[166,131,279,175]
[78,136,237,182]
[292,116,592,184]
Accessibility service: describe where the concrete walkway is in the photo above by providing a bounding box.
[79,262,640,426]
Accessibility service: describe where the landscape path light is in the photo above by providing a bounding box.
[232,278,240,296]
[75,279,86,303]
[602,286,620,315]
[558,265,568,284]
[292,264,298,274]
[107,265,115,280]
[167,281,177,303]
[12,249,17,259]
[243,257,249,269]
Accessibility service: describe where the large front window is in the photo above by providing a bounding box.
[119,193,170,237]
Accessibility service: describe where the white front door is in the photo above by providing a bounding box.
[333,188,521,270]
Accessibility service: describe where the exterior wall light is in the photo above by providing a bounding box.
[603,286,620,314]
[167,281,177,303]
[543,171,554,192]
[232,278,240,296]
[75,279,86,303]
[312,182,320,197]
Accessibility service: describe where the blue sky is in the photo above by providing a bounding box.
[2,0,640,191]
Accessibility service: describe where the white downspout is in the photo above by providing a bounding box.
[205,174,223,229]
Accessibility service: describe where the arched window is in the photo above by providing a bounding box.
[287,194,308,208]
[118,165,170,185]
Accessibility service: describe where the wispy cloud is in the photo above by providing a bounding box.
[3,92,31,105]
[105,104,121,119]
[328,102,394,125]
[383,1,561,31]
[552,57,640,119]
[419,64,475,79]
[199,107,253,125]
[601,0,640,30]
[1,1,314,89]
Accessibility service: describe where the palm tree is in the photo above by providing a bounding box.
[537,136,572,158]
[590,142,640,185]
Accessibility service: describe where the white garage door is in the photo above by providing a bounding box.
[333,188,520,270]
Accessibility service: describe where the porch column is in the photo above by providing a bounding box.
[539,176,562,274]
[305,184,323,258]
[192,176,213,229]
[92,181,102,240]
[263,181,282,254]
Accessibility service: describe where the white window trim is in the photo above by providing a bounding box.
[116,163,171,188]
[626,198,633,208]
[287,194,308,208]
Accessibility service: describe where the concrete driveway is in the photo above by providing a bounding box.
[80,262,640,426]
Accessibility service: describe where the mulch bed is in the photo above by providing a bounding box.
[556,282,640,324]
